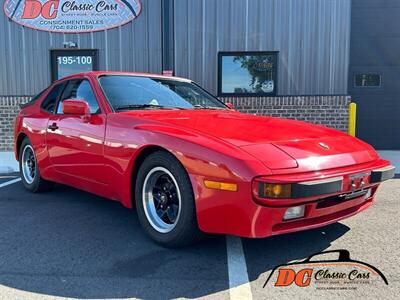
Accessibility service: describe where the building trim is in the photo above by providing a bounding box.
[162,0,174,72]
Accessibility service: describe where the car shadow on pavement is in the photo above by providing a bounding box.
[0,182,349,299]
[242,222,350,285]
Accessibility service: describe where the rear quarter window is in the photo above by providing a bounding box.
[20,88,47,109]
[40,83,64,113]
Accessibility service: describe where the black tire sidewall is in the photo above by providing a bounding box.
[19,138,42,192]
[135,151,199,247]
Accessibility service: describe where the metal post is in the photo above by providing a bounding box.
[348,102,357,136]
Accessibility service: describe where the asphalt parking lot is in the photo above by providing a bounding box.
[0,175,399,300]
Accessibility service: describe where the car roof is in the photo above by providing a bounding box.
[54,71,192,83]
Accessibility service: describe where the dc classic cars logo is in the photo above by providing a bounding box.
[3,0,142,32]
[263,250,388,290]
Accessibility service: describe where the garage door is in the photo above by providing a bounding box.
[349,69,400,149]
[349,0,400,150]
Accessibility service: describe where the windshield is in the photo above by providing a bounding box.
[98,75,227,111]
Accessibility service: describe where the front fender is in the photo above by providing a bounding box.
[104,117,270,209]
[133,123,271,181]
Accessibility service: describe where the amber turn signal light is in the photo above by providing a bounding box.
[259,182,291,198]
[204,180,238,192]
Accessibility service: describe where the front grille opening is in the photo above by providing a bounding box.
[316,187,377,209]
[316,195,352,209]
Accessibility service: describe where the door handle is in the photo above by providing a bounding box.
[48,123,59,131]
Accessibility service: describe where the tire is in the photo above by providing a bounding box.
[19,137,53,192]
[135,151,203,247]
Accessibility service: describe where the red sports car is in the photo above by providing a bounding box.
[14,71,395,247]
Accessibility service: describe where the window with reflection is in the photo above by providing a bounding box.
[218,51,278,96]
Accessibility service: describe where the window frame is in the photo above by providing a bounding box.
[217,51,278,97]
[50,49,99,82]
[97,74,228,111]
[40,82,66,114]
[55,78,102,115]
[353,73,382,88]
[20,87,49,109]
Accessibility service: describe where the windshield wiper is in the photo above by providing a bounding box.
[115,104,184,111]
[193,104,226,110]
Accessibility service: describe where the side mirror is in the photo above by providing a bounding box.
[62,99,91,122]
[226,102,234,109]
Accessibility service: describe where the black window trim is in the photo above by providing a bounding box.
[96,75,116,113]
[20,87,49,109]
[217,50,279,97]
[50,49,99,82]
[40,81,67,114]
[55,78,102,115]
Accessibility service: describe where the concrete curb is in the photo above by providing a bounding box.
[0,152,18,174]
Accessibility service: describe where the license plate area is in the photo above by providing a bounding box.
[343,189,368,200]
[345,171,371,192]
[316,188,371,209]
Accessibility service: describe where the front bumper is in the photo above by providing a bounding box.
[193,161,395,238]
[265,187,377,236]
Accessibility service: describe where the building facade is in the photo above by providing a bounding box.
[0,0,397,152]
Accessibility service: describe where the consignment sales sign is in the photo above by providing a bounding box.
[4,0,142,32]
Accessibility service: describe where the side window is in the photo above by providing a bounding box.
[40,83,63,113]
[57,79,100,114]
[76,81,100,114]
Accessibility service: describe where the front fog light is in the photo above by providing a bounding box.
[283,205,305,220]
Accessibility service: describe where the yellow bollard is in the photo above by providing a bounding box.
[348,102,357,136]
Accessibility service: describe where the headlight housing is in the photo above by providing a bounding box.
[253,176,344,200]
[259,182,292,198]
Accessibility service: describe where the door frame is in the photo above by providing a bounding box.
[50,49,99,82]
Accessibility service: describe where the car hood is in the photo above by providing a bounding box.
[125,110,342,145]
[123,110,379,171]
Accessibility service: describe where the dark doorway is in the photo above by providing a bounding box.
[348,0,400,149]
[50,49,99,82]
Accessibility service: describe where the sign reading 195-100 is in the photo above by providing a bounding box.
[3,0,142,33]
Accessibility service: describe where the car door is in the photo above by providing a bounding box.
[46,78,107,184]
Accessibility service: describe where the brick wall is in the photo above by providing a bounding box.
[0,96,31,151]
[0,95,350,152]
[221,95,351,132]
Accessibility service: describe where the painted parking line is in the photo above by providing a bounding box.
[0,178,21,188]
[226,236,253,300]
